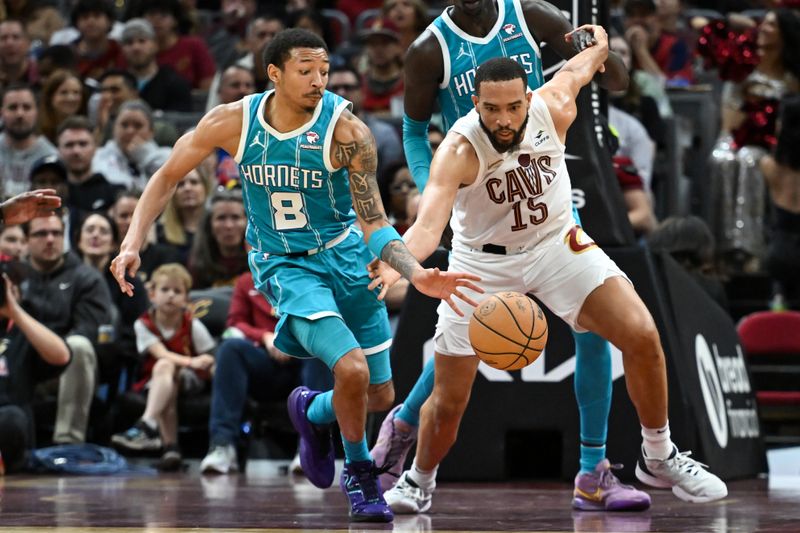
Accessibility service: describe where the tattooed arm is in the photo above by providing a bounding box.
[333,111,483,312]
[333,110,424,280]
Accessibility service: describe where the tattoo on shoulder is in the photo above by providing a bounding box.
[380,240,418,281]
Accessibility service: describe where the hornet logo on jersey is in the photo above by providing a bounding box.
[300,130,323,151]
[502,23,523,43]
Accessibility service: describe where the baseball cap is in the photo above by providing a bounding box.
[358,17,401,43]
[121,18,156,43]
[29,155,67,182]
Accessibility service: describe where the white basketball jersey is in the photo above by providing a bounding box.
[448,91,573,251]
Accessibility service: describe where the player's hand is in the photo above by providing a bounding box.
[110,249,140,296]
[566,25,608,72]
[1,189,61,225]
[410,267,484,317]
[367,258,403,300]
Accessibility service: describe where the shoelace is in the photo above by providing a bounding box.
[597,463,636,490]
[395,474,429,501]
[351,464,392,503]
[670,450,708,476]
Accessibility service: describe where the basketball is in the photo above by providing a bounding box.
[468,291,548,370]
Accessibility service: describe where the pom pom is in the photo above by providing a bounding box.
[696,21,759,82]
[732,99,780,150]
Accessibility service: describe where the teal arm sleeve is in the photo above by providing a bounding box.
[403,114,433,192]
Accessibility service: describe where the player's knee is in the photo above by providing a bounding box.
[333,352,370,391]
[367,381,395,412]
[432,386,471,423]
[625,313,661,358]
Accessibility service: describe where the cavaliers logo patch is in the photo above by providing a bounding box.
[565,225,597,254]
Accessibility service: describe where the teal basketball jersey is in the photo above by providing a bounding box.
[234,90,355,255]
[429,0,544,131]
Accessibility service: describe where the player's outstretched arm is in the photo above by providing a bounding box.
[334,112,482,314]
[522,0,627,91]
[367,132,485,313]
[537,24,609,141]
[110,103,244,296]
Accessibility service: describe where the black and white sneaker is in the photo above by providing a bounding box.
[635,445,727,503]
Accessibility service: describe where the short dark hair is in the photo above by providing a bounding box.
[624,0,656,16]
[133,0,191,34]
[330,64,361,84]
[776,94,800,171]
[98,68,138,91]
[39,45,78,70]
[56,115,94,140]
[263,28,328,71]
[0,83,35,107]
[71,0,116,27]
[474,58,527,96]
[22,210,65,237]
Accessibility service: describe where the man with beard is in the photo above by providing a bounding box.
[371,45,728,514]
[0,84,57,197]
[57,116,124,217]
[370,0,646,513]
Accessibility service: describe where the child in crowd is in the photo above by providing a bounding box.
[111,263,216,470]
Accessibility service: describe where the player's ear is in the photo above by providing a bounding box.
[526,91,533,104]
[471,94,479,108]
[267,64,281,85]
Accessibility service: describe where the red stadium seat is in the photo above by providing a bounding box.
[737,310,800,445]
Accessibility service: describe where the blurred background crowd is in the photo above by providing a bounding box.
[0,0,797,473]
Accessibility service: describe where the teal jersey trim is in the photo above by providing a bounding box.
[429,0,545,131]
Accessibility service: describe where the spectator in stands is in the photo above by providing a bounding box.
[199,269,302,474]
[37,45,78,81]
[23,212,113,444]
[287,8,334,50]
[188,188,248,289]
[609,103,655,193]
[39,69,88,143]
[119,18,192,113]
[205,14,284,110]
[0,254,70,473]
[0,20,37,91]
[609,34,666,145]
[110,190,181,282]
[205,0,257,70]
[612,152,657,237]
[383,0,429,51]
[57,116,124,216]
[27,155,75,252]
[760,94,800,299]
[208,65,254,186]
[92,99,171,189]
[156,169,210,264]
[647,216,728,310]
[74,211,148,384]
[623,0,693,85]
[1,0,65,45]
[358,17,404,117]
[92,69,179,146]
[337,0,383,25]
[428,123,443,154]
[0,84,58,197]
[70,0,124,81]
[132,0,216,90]
[112,263,216,471]
[0,225,26,259]
[329,65,403,183]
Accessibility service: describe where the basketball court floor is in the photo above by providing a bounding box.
[1,451,799,532]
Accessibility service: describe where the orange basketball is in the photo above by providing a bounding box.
[468,291,548,370]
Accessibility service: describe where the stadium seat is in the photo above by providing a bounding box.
[737,310,800,445]
[321,9,351,48]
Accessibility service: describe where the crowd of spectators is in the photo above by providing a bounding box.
[0,0,797,473]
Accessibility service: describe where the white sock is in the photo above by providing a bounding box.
[641,422,674,460]
[408,459,437,491]
[141,417,158,431]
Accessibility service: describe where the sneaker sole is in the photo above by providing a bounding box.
[111,436,162,452]
[386,497,432,514]
[350,512,394,523]
[572,496,651,512]
[672,484,728,503]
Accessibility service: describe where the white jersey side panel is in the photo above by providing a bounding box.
[448,92,572,250]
